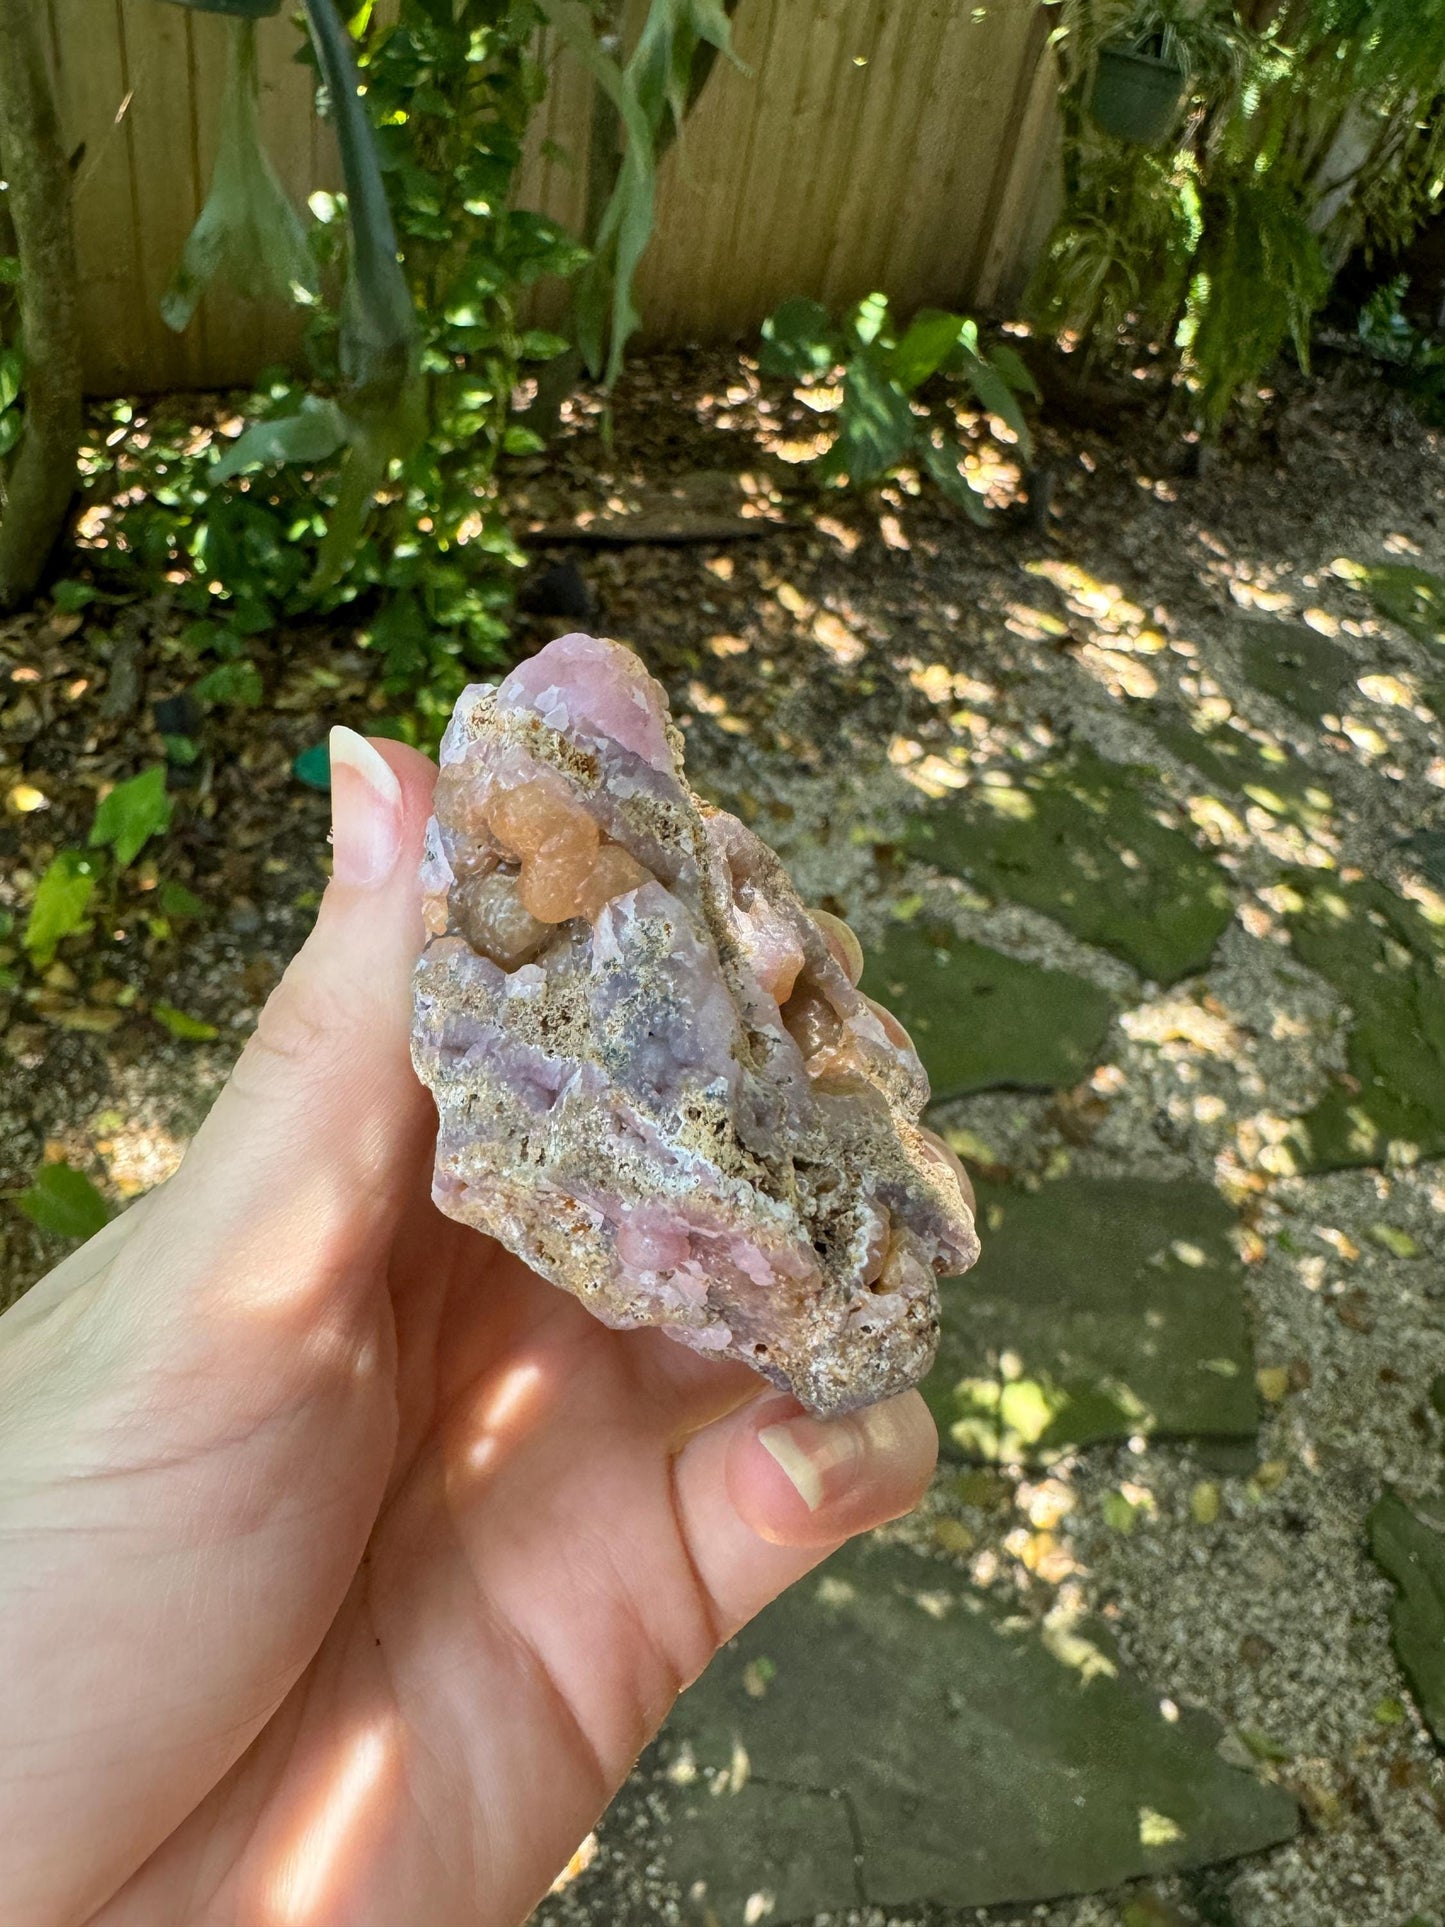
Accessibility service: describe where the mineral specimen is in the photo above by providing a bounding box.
[410,634,978,1415]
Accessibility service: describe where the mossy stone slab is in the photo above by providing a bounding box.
[1236,620,1354,722]
[1151,718,1336,834]
[925,1179,1257,1463]
[901,749,1233,984]
[861,922,1114,1100]
[1369,1489,1445,1746]
[1282,876,1445,1169]
[656,1538,1297,1921]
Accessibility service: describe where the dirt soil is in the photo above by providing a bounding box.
[2,345,1443,1924]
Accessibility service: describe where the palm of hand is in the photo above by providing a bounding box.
[90,1179,760,1927]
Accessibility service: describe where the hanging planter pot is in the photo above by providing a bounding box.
[1089,37,1189,149]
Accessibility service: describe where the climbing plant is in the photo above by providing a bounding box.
[1035,0,1445,430]
[0,0,737,723]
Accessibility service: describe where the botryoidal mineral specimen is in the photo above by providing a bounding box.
[410,634,978,1415]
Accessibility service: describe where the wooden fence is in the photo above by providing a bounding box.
[46,0,1061,396]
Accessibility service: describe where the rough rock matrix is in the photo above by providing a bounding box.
[410,634,978,1414]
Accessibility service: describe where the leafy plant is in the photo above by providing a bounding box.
[1357,276,1445,423]
[544,0,740,386]
[1053,0,1251,98]
[23,850,99,969]
[758,294,1038,521]
[17,1159,113,1241]
[89,765,173,870]
[110,0,734,736]
[1031,144,1202,351]
[1036,0,1445,430]
[161,17,318,331]
[1182,166,1330,429]
[23,766,173,969]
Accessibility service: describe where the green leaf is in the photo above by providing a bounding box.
[0,345,23,412]
[162,19,318,332]
[919,434,993,524]
[850,289,890,346]
[23,851,98,967]
[759,298,838,381]
[959,346,1035,462]
[153,1001,220,1041]
[542,0,657,388]
[0,412,23,459]
[158,881,206,921]
[1369,1490,1445,1744]
[89,766,172,870]
[502,424,546,456]
[193,659,264,707]
[518,329,570,362]
[295,0,424,587]
[18,1161,113,1241]
[832,347,917,486]
[302,0,418,402]
[51,579,96,613]
[886,308,964,394]
[986,339,1041,401]
[211,397,349,482]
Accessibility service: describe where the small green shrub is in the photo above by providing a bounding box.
[759,294,1038,521]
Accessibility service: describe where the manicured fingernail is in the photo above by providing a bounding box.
[758,1399,913,1511]
[329,726,403,888]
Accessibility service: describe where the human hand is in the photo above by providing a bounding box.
[0,729,938,1927]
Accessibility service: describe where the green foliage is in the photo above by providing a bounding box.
[546,0,739,386]
[1183,168,1330,430]
[23,850,98,968]
[73,0,733,736]
[1031,145,1201,348]
[89,766,173,870]
[192,658,264,707]
[21,765,175,971]
[1037,0,1445,430]
[153,1001,220,1040]
[1357,278,1445,425]
[1352,560,1445,647]
[759,294,1037,519]
[17,1160,113,1241]
[162,19,318,332]
[0,340,23,460]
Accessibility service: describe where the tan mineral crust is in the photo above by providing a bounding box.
[410,633,978,1415]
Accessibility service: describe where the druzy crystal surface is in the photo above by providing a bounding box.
[411,634,978,1415]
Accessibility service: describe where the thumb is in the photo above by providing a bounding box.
[164,727,438,1271]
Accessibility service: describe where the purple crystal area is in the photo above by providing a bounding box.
[410,634,978,1415]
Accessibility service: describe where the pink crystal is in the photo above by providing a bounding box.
[411,634,978,1415]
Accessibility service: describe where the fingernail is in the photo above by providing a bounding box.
[329,727,403,888]
[758,1399,912,1511]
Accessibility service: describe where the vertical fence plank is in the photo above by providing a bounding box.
[119,0,212,391]
[973,19,1064,311]
[48,0,150,396]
